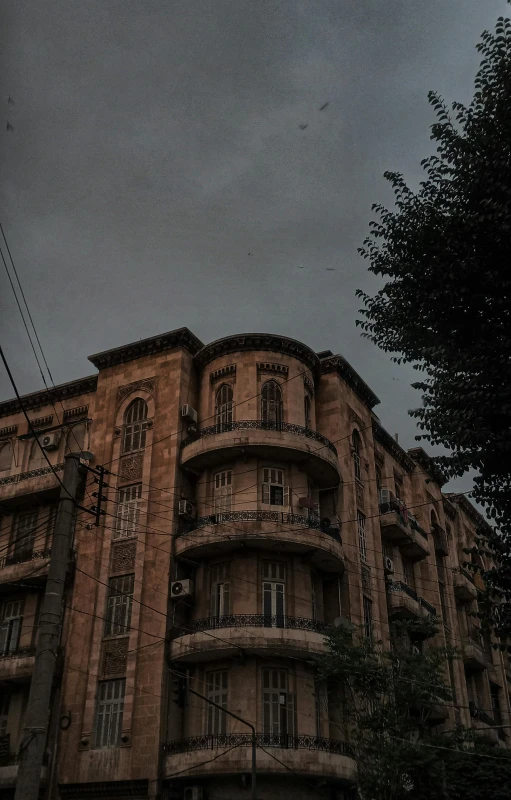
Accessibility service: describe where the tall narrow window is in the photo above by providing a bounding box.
[0,600,24,655]
[0,693,9,735]
[210,563,230,621]
[375,467,382,497]
[261,381,282,426]
[122,399,148,454]
[363,596,373,640]
[402,559,415,590]
[13,511,38,559]
[352,430,362,481]
[206,670,228,735]
[261,468,289,507]
[94,679,125,748]
[357,511,367,562]
[262,562,286,627]
[115,484,142,538]
[0,442,11,472]
[262,669,294,738]
[215,384,233,431]
[105,575,134,636]
[304,395,311,429]
[213,471,232,515]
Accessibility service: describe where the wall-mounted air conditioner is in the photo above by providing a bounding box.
[40,431,61,450]
[181,405,198,424]
[171,579,195,600]
[178,500,196,520]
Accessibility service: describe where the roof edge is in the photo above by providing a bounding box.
[0,375,98,419]
[372,420,415,472]
[321,355,380,409]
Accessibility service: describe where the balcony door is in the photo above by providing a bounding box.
[214,470,232,518]
[262,668,294,739]
[0,600,23,656]
[262,562,286,627]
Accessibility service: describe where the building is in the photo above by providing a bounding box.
[0,328,509,800]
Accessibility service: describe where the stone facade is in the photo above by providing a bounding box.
[0,327,509,800]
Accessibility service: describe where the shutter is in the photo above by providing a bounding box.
[287,693,295,737]
[0,622,8,655]
[221,583,230,616]
[283,486,290,508]
[9,617,21,653]
[262,483,270,504]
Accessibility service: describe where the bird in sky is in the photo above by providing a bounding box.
[319,101,330,111]
[6,122,14,131]
[299,123,308,130]
[325,268,336,271]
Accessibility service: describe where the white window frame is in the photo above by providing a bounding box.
[262,668,294,738]
[13,510,38,558]
[363,596,373,640]
[122,399,149,454]
[94,679,125,748]
[213,470,232,515]
[210,563,230,621]
[357,511,367,562]
[115,484,142,538]
[261,380,283,425]
[215,384,233,430]
[105,575,134,636]
[262,561,286,627]
[206,670,228,735]
[261,468,289,508]
[0,600,24,656]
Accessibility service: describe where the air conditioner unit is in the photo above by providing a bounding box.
[40,431,61,450]
[384,556,394,574]
[171,579,194,600]
[181,405,198,424]
[184,787,203,800]
[178,500,196,520]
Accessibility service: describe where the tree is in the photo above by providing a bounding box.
[317,619,458,800]
[442,744,511,800]
[356,14,511,637]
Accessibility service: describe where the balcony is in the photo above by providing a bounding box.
[176,511,344,574]
[180,421,340,487]
[386,581,437,620]
[169,615,329,662]
[469,706,500,746]
[463,632,492,671]
[0,549,51,591]
[452,567,478,604]
[0,735,49,790]
[164,734,356,784]
[0,463,64,504]
[0,646,36,681]
[379,491,430,561]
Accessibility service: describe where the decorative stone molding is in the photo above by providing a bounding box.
[111,541,137,573]
[374,447,385,466]
[372,421,415,473]
[31,414,54,428]
[348,407,365,432]
[257,362,289,376]
[88,327,203,369]
[102,637,129,676]
[63,405,89,420]
[195,333,321,380]
[116,378,156,408]
[0,375,98,418]
[355,481,365,511]
[321,355,380,409]
[0,424,17,439]
[446,492,493,535]
[408,447,447,487]
[119,453,144,483]
[210,364,236,383]
[59,780,149,799]
[303,375,314,397]
[442,497,457,521]
[0,462,65,487]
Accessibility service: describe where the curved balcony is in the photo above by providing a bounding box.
[0,646,36,681]
[176,511,344,573]
[181,421,339,487]
[169,615,329,662]
[164,734,355,784]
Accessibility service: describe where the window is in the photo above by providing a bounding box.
[262,562,286,626]
[213,471,232,514]
[352,431,361,481]
[215,384,233,430]
[402,559,415,590]
[210,563,230,621]
[304,395,311,429]
[0,693,9,735]
[262,468,289,507]
[0,442,11,472]
[13,511,38,559]
[115,484,142,538]
[262,669,294,737]
[28,437,46,469]
[0,600,23,655]
[363,596,373,640]
[94,679,125,748]
[375,467,382,497]
[105,575,134,636]
[261,381,282,425]
[122,399,148,453]
[357,511,367,562]
[206,670,228,735]
[65,423,86,455]
[394,474,403,501]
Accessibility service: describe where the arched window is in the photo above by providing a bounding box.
[0,441,11,471]
[28,438,46,470]
[261,381,282,426]
[122,399,148,453]
[352,430,361,481]
[215,384,233,430]
[304,395,311,429]
[65,423,87,455]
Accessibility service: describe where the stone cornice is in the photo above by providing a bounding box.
[0,376,98,419]
[320,355,380,409]
[408,447,448,488]
[195,334,320,379]
[372,421,415,472]
[446,493,493,534]
[88,327,203,369]
[442,496,458,521]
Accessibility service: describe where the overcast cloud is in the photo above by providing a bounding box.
[0,0,507,494]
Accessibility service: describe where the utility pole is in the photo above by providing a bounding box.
[14,452,84,800]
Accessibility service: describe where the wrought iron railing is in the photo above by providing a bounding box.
[0,547,76,571]
[452,566,476,585]
[181,420,337,456]
[180,510,341,543]
[469,703,495,727]
[387,580,419,602]
[0,463,65,487]
[164,733,352,757]
[419,597,437,616]
[0,645,36,660]
[172,615,329,639]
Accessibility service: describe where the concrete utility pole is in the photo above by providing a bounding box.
[14,452,83,800]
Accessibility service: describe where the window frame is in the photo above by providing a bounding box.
[262,668,294,738]
[206,669,228,735]
[12,510,38,559]
[115,484,142,539]
[215,384,233,430]
[122,398,149,454]
[261,380,283,425]
[352,430,362,481]
[357,510,367,562]
[104,574,134,637]
[94,679,126,748]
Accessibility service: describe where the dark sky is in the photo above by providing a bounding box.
[0,0,506,494]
